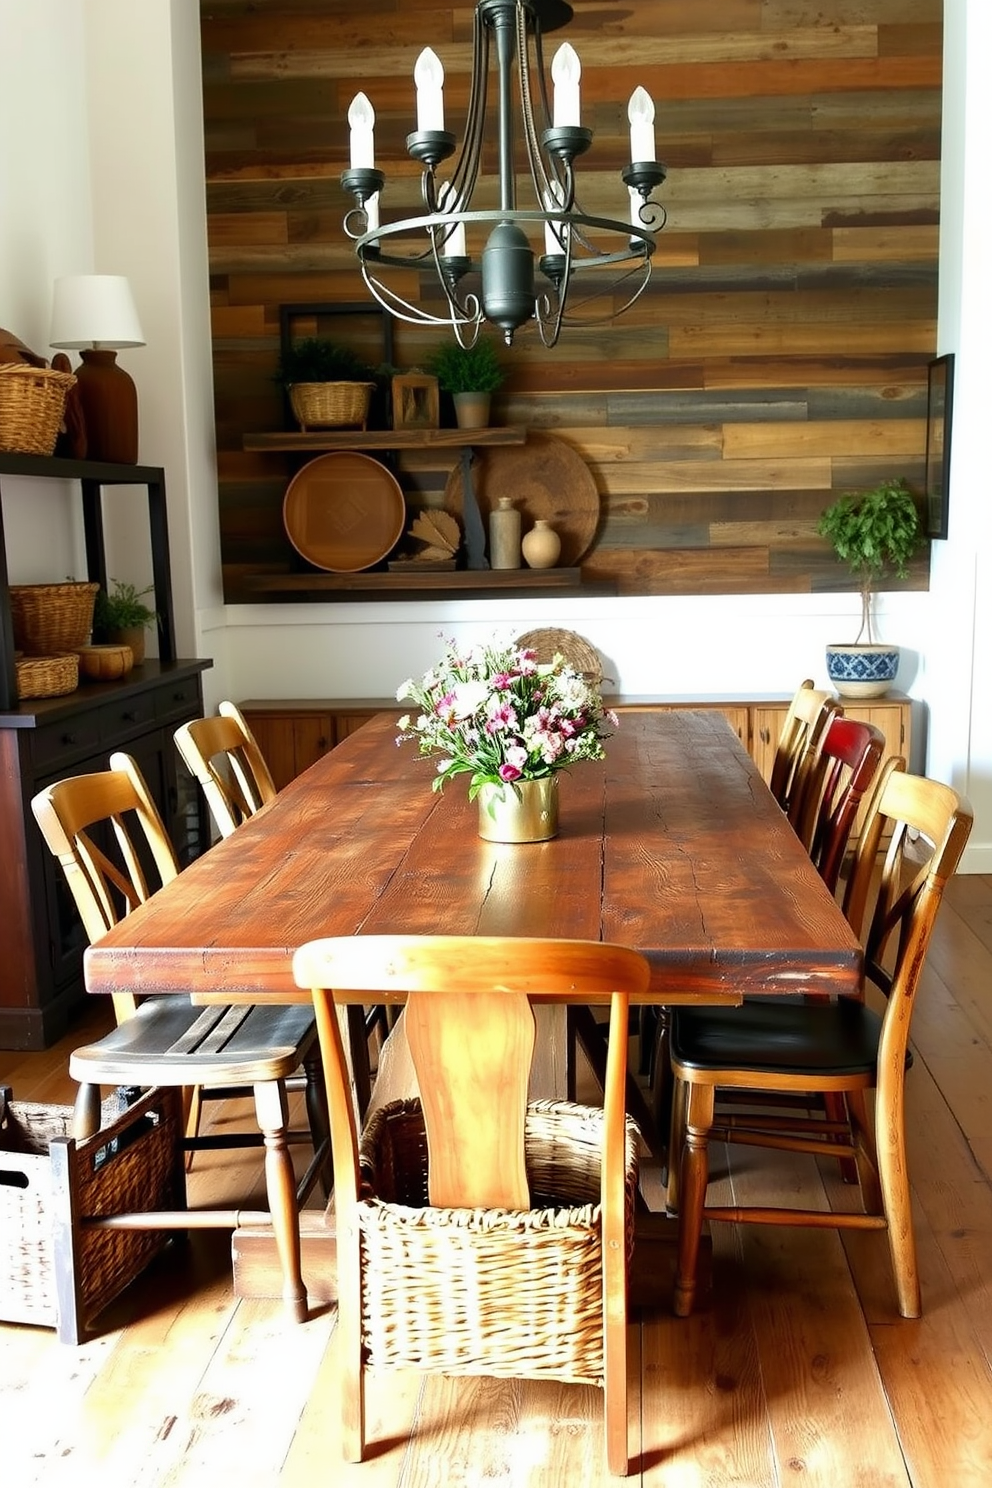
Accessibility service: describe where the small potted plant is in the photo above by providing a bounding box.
[425,336,504,429]
[817,478,923,697]
[94,579,158,664]
[275,338,377,430]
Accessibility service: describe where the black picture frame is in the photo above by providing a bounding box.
[925,352,954,540]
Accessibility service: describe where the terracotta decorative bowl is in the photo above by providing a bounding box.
[75,643,134,682]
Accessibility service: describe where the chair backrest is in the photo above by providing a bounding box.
[31,751,178,1023]
[292,936,650,1212]
[174,700,277,839]
[795,714,888,890]
[841,767,972,1059]
[770,680,841,818]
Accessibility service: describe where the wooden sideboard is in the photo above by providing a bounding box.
[240,691,914,797]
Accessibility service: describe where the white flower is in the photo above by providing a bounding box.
[397,714,411,732]
[396,679,415,701]
[449,680,490,718]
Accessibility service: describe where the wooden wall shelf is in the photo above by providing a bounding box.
[243,427,528,453]
[242,567,614,600]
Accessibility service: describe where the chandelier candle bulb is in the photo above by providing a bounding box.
[628,86,656,164]
[348,93,376,169]
[415,48,445,133]
[551,43,581,128]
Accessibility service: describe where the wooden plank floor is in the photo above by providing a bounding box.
[3,874,992,1486]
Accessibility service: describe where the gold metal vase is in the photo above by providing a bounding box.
[476,776,559,843]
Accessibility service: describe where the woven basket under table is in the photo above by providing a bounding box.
[356,1096,639,1384]
[0,363,76,456]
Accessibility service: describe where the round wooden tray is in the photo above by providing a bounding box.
[283,452,406,573]
[442,432,600,567]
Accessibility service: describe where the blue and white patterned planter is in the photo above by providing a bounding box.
[825,643,899,699]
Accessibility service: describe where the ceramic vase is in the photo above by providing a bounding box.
[825,642,899,699]
[489,496,521,569]
[453,391,491,430]
[521,519,561,569]
[476,776,559,843]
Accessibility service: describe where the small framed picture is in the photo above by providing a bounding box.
[925,353,954,540]
[392,373,440,430]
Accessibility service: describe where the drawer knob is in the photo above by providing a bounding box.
[122,710,137,722]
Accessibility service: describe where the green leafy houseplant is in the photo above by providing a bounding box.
[817,478,923,645]
[95,579,157,632]
[425,337,505,395]
[275,338,375,386]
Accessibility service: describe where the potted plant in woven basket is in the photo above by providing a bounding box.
[94,579,158,664]
[817,478,923,698]
[276,339,377,431]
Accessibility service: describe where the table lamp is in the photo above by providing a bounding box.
[50,275,145,464]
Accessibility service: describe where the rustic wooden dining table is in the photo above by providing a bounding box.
[82,707,862,1304]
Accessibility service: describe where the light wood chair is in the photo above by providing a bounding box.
[669,765,973,1320]
[31,752,329,1323]
[769,679,842,824]
[292,934,651,1478]
[794,714,887,889]
[174,699,277,839]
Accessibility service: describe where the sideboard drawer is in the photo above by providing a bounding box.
[32,714,104,771]
[154,674,204,723]
[96,691,159,742]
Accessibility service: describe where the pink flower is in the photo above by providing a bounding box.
[498,762,523,782]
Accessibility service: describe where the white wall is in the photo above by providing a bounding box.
[1,0,988,867]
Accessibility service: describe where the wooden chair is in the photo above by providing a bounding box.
[173,699,277,839]
[31,752,329,1323]
[292,934,650,1478]
[669,765,973,1320]
[769,679,841,823]
[794,714,887,890]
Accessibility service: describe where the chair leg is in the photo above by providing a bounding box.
[183,1084,203,1172]
[872,1088,921,1318]
[665,1075,688,1214]
[71,1082,102,1140]
[253,1079,308,1323]
[602,1227,629,1475]
[302,1047,332,1199]
[673,1080,715,1318]
[824,1090,859,1183]
[650,1008,673,1175]
[337,1209,366,1461]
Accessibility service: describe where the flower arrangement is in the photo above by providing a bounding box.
[396,638,617,798]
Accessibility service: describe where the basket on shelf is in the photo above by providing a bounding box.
[0,363,76,456]
[14,654,79,700]
[10,580,99,655]
[354,1096,638,1379]
[288,380,375,431]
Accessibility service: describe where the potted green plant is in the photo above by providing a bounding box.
[275,338,377,430]
[94,579,158,664]
[817,477,923,697]
[426,336,504,429]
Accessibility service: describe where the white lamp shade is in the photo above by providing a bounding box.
[50,275,145,350]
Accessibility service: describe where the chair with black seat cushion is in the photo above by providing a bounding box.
[174,700,277,840]
[31,751,329,1323]
[292,934,650,1478]
[669,765,973,1320]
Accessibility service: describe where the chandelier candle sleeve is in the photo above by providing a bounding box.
[628,87,656,163]
[415,48,445,132]
[348,93,376,169]
[551,43,581,127]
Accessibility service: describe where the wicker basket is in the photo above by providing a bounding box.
[516,628,605,686]
[289,380,375,431]
[0,363,76,456]
[10,580,99,655]
[355,1096,638,1382]
[0,1085,184,1341]
[15,654,79,700]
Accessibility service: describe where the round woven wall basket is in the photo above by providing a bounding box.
[0,364,76,456]
[10,581,99,656]
[288,380,374,431]
[516,628,605,686]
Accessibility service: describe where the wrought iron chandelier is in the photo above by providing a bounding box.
[340,0,668,348]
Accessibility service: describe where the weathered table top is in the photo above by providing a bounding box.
[84,709,861,1005]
